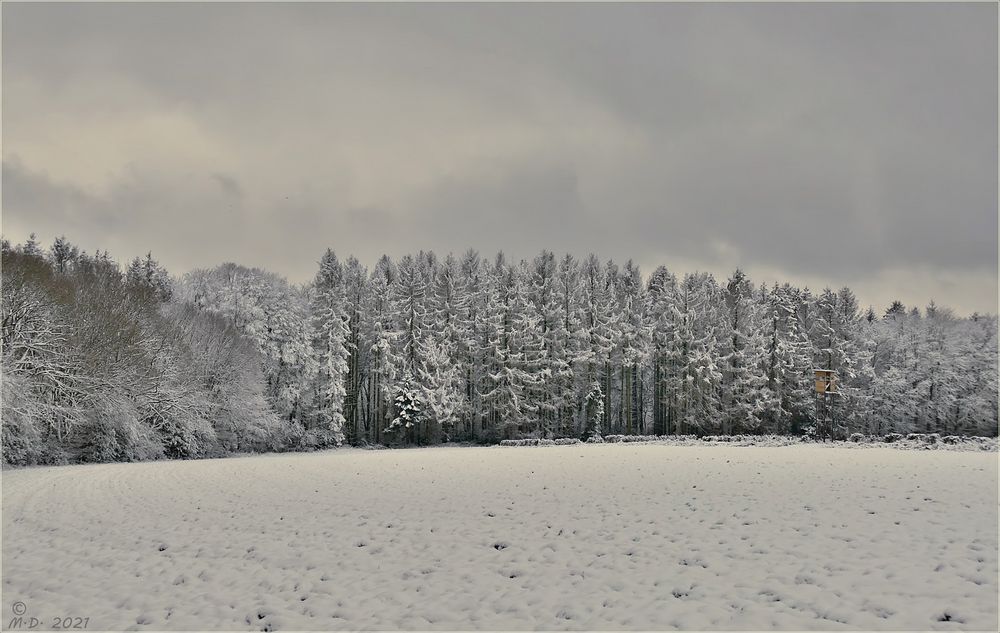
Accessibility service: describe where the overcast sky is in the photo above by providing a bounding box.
[3,2,997,315]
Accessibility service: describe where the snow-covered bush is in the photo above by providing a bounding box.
[294,427,344,451]
[79,397,164,463]
[1,374,50,465]
[500,438,580,447]
[605,434,665,443]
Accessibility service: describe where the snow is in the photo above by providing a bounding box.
[3,444,997,631]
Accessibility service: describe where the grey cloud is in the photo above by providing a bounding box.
[3,157,121,235]
[406,160,596,261]
[3,158,254,273]
[2,2,995,313]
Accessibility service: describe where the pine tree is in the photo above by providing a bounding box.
[126,252,173,303]
[758,284,814,434]
[529,251,570,437]
[365,256,401,445]
[555,253,585,436]
[460,249,487,441]
[805,288,863,438]
[50,236,79,274]
[618,260,648,435]
[424,253,470,441]
[23,233,42,258]
[513,259,546,437]
[417,337,464,442]
[342,257,368,443]
[673,272,723,435]
[580,255,618,435]
[480,256,537,439]
[720,269,765,434]
[309,250,349,445]
[647,266,679,435]
[388,254,429,443]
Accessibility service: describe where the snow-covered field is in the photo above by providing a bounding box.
[3,444,997,631]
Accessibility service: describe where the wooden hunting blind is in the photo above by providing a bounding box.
[814,369,838,395]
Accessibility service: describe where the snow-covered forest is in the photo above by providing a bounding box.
[3,234,997,465]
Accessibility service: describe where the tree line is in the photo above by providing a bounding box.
[2,234,996,464]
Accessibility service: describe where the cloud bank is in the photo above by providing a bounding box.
[3,2,996,314]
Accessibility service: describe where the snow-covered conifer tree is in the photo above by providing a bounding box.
[309,249,349,444]
[720,269,766,434]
